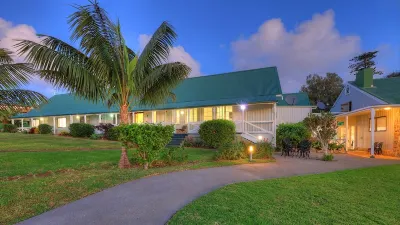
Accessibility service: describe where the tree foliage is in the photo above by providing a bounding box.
[0,48,47,118]
[349,51,383,76]
[300,73,343,109]
[386,71,400,78]
[16,1,190,168]
[303,112,337,155]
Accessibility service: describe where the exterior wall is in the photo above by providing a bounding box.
[276,106,313,125]
[331,83,387,113]
[394,109,400,156]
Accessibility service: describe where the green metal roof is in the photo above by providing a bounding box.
[349,77,400,104]
[277,93,311,106]
[14,67,283,118]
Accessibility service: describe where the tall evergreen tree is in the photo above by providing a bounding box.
[349,51,383,75]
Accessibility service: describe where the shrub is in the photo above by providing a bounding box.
[38,124,53,134]
[183,136,207,148]
[199,119,236,148]
[90,133,102,140]
[118,123,174,169]
[312,141,322,150]
[159,146,188,165]
[215,141,246,160]
[58,131,70,136]
[322,153,334,161]
[254,140,274,159]
[276,122,311,151]
[107,127,120,141]
[28,127,39,134]
[69,123,95,137]
[3,124,18,133]
[95,123,115,140]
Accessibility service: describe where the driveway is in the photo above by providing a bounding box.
[18,154,400,225]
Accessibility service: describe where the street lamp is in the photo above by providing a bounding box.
[240,104,246,133]
[249,145,254,161]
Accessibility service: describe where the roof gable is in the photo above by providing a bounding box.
[14,67,283,118]
[349,77,400,104]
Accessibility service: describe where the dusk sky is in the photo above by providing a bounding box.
[1,0,399,96]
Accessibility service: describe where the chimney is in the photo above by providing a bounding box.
[355,68,373,88]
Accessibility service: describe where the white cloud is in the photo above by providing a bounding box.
[231,10,361,92]
[0,17,56,96]
[138,34,202,77]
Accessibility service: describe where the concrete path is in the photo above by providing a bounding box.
[19,154,400,225]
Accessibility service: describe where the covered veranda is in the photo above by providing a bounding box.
[335,105,400,157]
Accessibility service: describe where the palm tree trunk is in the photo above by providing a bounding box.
[118,104,131,169]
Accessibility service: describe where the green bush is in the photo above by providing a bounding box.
[89,133,102,140]
[69,123,95,137]
[3,124,18,133]
[254,140,274,159]
[38,124,53,134]
[118,123,174,169]
[276,122,311,150]
[160,146,188,165]
[215,141,246,160]
[107,127,120,141]
[183,136,208,148]
[199,119,236,148]
[322,153,334,161]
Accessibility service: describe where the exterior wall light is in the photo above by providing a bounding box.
[76,115,80,119]
[249,145,254,161]
[40,117,44,121]
[180,110,184,115]
[384,107,391,111]
[240,104,247,111]
[258,135,263,141]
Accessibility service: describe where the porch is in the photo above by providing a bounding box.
[336,105,400,157]
[12,103,277,143]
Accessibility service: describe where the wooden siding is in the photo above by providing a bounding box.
[276,107,312,124]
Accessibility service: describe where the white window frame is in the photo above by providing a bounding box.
[57,117,67,128]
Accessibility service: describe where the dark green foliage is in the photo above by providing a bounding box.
[118,124,174,168]
[387,71,400,78]
[215,141,246,160]
[107,127,120,141]
[183,136,208,148]
[199,119,236,148]
[276,122,311,151]
[38,124,52,134]
[349,51,382,76]
[3,124,17,133]
[312,141,322,150]
[160,146,188,165]
[322,153,334,161]
[69,123,95,137]
[254,140,274,159]
[95,123,115,140]
[89,134,102,140]
[300,73,343,109]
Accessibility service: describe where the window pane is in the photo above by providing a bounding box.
[225,106,233,120]
[57,118,66,128]
[376,117,386,131]
[203,108,213,121]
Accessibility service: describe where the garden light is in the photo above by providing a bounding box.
[249,145,254,161]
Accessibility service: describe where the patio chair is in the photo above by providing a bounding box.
[282,138,293,157]
[298,140,311,158]
[368,142,378,154]
[375,142,383,155]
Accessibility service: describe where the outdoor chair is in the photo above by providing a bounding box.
[368,142,379,154]
[298,140,311,158]
[282,138,293,157]
[375,142,383,155]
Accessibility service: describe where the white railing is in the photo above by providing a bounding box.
[188,122,202,133]
[244,120,274,134]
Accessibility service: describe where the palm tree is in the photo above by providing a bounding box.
[16,0,191,168]
[0,48,47,118]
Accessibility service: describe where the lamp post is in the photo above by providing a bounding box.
[249,145,254,161]
[240,104,246,133]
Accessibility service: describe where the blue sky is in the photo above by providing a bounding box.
[1,0,399,95]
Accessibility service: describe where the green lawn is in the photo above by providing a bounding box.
[0,133,272,224]
[0,133,121,151]
[169,164,400,225]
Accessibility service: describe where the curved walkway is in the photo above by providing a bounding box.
[19,154,400,225]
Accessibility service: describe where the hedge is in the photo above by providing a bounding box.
[69,123,95,137]
[38,124,53,134]
[198,119,236,148]
[3,124,18,133]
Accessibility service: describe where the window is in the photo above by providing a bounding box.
[341,102,352,112]
[57,118,67,128]
[203,107,213,121]
[189,108,198,122]
[135,112,143,124]
[225,106,233,120]
[369,116,387,132]
[216,106,224,119]
[32,119,40,127]
[345,85,351,95]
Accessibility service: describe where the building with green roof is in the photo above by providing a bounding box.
[12,67,313,143]
[332,68,400,157]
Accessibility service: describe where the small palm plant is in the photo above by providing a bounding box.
[0,48,47,119]
[16,0,191,168]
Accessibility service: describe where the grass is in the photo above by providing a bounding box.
[0,134,272,224]
[0,133,121,151]
[169,164,400,225]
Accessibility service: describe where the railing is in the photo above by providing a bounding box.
[244,121,274,134]
[188,122,202,133]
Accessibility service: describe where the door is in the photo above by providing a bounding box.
[135,112,144,124]
[350,126,356,149]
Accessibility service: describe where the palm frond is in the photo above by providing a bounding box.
[0,48,13,64]
[0,89,47,110]
[138,62,190,106]
[136,22,177,80]
[0,63,33,89]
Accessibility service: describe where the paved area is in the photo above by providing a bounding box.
[19,154,400,225]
